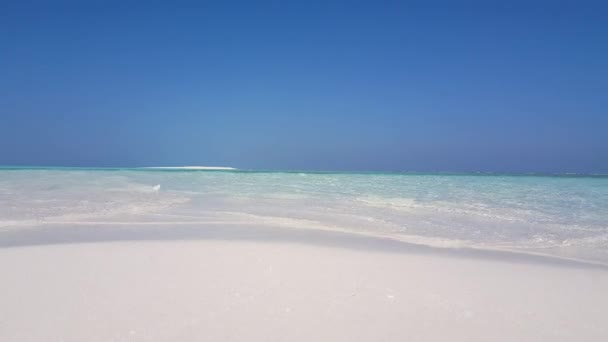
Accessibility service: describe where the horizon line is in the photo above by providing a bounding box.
[0,165,606,177]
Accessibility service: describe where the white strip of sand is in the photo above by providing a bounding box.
[0,236,607,342]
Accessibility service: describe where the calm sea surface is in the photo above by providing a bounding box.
[1,168,607,263]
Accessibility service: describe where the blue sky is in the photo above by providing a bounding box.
[1,1,607,172]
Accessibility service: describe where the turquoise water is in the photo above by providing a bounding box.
[1,168,607,263]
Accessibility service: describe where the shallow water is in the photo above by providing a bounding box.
[1,168,607,263]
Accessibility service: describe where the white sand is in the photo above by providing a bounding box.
[1,238,607,341]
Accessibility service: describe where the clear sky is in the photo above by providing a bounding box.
[1,1,607,172]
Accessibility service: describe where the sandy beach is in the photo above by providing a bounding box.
[1,225,607,342]
[4,1,607,340]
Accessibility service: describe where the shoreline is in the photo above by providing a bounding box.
[2,223,606,270]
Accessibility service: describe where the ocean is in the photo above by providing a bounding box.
[1,167,607,263]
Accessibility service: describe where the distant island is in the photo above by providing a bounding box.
[141,166,237,170]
